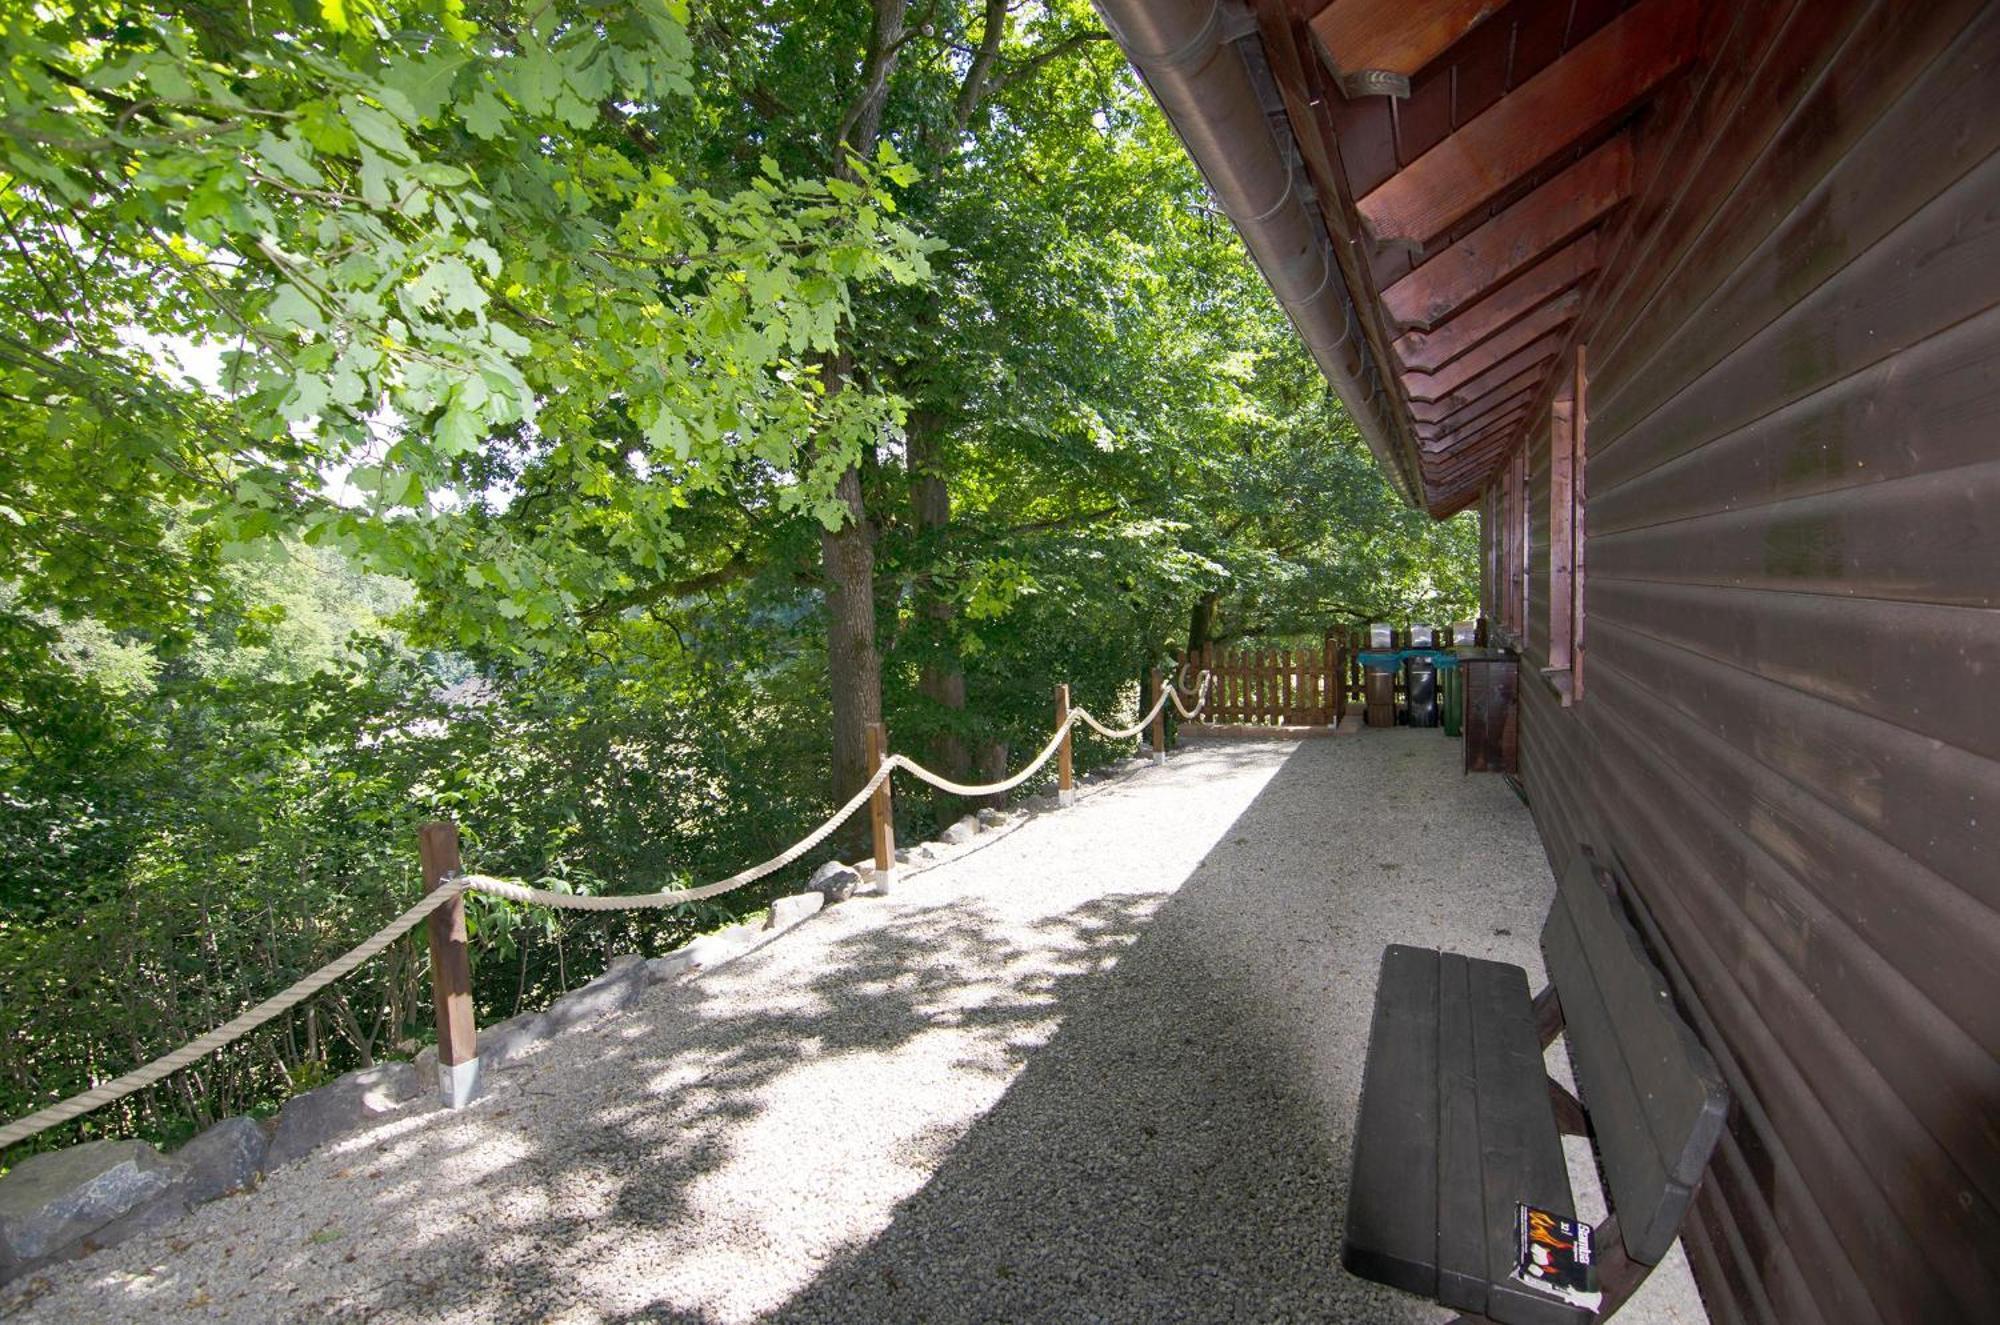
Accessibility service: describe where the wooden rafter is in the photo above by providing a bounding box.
[1400,287,1581,401]
[1408,331,1564,419]
[1392,232,1600,373]
[1424,453,1519,502]
[1356,0,1700,246]
[1381,136,1632,330]
[1429,444,1515,493]
[1309,0,1504,90]
[1427,411,1529,468]
[1412,365,1546,427]
[1417,380,1537,437]
[1418,387,1536,449]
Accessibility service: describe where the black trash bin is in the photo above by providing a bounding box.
[1404,656,1439,728]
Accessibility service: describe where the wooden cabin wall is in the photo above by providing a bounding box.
[1482,4,2000,1322]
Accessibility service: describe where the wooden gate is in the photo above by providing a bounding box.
[1196,635,1344,726]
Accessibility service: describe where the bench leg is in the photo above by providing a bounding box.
[1532,984,1565,1048]
[1548,1077,1589,1136]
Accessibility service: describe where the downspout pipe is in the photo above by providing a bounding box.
[1092,0,1419,504]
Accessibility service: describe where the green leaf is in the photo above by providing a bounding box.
[463,88,510,140]
[383,51,469,123]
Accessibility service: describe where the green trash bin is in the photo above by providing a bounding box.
[1440,654,1464,737]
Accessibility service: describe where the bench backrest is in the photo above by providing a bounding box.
[1542,854,1729,1264]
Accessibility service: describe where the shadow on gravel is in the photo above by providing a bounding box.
[342,884,1183,1320]
[743,742,1441,1325]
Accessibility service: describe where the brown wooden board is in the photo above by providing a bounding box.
[1309,0,1506,82]
[1541,855,1728,1263]
[1357,0,1698,246]
[1381,135,1632,330]
[1343,945,1442,1298]
[1394,233,1601,373]
[1401,287,1583,400]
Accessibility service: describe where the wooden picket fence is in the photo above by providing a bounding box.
[1194,636,1344,726]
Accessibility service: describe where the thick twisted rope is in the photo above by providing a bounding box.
[460,757,897,910]
[1167,670,1214,719]
[0,667,1208,1150]
[887,716,1077,799]
[0,883,470,1151]
[1072,685,1172,741]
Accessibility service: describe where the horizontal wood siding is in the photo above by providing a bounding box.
[1486,4,2000,1322]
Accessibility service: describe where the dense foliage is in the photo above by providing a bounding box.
[0,0,1473,1159]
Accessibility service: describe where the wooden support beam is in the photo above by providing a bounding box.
[866,722,895,890]
[1393,233,1600,373]
[417,822,479,1108]
[1149,667,1167,764]
[1382,135,1633,331]
[1309,0,1504,95]
[1358,0,1699,246]
[1055,684,1074,805]
[1400,287,1582,401]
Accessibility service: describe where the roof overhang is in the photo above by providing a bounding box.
[1094,0,1704,517]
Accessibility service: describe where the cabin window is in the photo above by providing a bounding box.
[1545,347,1586,703]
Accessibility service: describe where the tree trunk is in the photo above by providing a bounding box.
[907,409,971,821]
[819,0,910,836]
[821,454,881,845]
[1187,590,1219,657]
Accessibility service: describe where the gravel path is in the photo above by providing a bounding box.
[3,733,1709,1324]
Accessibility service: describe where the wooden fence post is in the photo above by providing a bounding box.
[1149,667,1167,764]
[866,722,896,893]
[1055,683,1076,805]
[1322,631,1336,724]
[417,821,479,1108]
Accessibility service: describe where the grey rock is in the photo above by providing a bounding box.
[0,1140,191,1279]
[266,1063,419,1169]
[767,892,824,931]
[906,842,939,864]
[481,1011,554,1070]
[1024,793,1058,812]
[545,959,649,1032]
[975,807,1010,829]
[808,859,860,904]
[647,952,695,983]
[175,1117,267,1206]
[939,817,977,846]
[682,922,759,971]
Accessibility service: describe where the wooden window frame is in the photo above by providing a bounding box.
[1544,346,1587,704]
[1492,446,1528,645]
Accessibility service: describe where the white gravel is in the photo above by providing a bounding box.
[3,732,1709,1323]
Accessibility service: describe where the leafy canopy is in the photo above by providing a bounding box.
[0,0,929,647]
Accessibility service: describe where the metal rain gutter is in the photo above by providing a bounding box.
[1092,0,1420,505]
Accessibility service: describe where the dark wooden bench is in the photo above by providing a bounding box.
[1341,852,1729,1324]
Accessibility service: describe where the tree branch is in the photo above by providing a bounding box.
[951,0,1011,133]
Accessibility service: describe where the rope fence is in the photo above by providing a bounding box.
[0,667,1215,1151]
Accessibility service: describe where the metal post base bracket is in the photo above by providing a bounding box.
[1151,749,1167,766]
[438,1056,482,1109]
[1057,789,1077,807]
